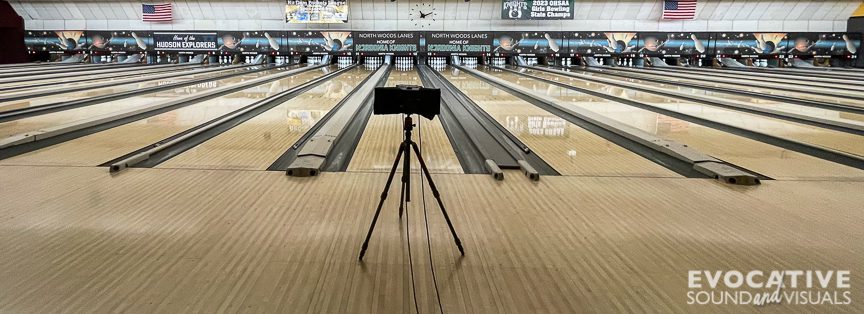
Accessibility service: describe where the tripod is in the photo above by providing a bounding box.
[358,115,465,260]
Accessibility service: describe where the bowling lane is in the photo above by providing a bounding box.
[347,68,462,174]
[0,63,214,89]
[478,67,864,180]
[0,65,292,114]
[0,62,182,78]
[520,67,864,122]
[484,67,864,157]
[648,66,864,89]
[609,67,864,98]
[571,67,864,109]
[0,67,305,139]
[0,67,335,167]
[438,67,680,178]
[157,67,371,170]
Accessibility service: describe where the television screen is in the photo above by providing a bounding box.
[285,0,348,24]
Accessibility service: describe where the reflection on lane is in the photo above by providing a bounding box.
[480,66,864,180]
[0,66,336,167]
[440,66,680,178]
[158,67,369,170]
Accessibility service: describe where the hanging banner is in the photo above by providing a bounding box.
[501,0,574,20]
[712,33,788,56]
[493,31,563,55]
[153,32,218,51]
[287,31,353,55]
[285,0,349,23]
[562,32,639,56]
[785,33,860,56]
[85,31,152,54]
[425,32,493,55]
[24,30,87,53]
[216,31,287,54]
[636,32,711,56]
[354,32,420,55]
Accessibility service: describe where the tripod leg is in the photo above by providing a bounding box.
[399,137,411,217]
[410,142,465,256]
[359,143,406,261]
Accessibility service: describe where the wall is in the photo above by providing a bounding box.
[10,0,860,32]
[0,0,27,63]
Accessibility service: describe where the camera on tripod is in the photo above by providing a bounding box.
[373,85,441,120]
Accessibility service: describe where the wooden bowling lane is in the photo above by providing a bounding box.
[648,66,864,91]
[543,67,864,114]
[0,65,283,114]
[485,68,864,158]
[347,69,463,174]
[610,67,864,100]
[0,63,209,89]
[2,167,860,312]
[0,67,292,140]
[484,68,864,180]
[0,67,334,167]
[438,67,679,178]
[156,67,371,171]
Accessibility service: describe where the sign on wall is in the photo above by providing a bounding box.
[493,32,563,55]
[786,33,860,56]
[153,32,218,51]
[501,0,574,20]
[86,31,152,53]
[354,32,420,55]
[24,31,87,52]
[712,33,788,56]
[216,31,286,53]
[425,32,493,55]
[287,31,353,55]
[285,0,349,24]
[636,32,711,56]
[562,32,639,56]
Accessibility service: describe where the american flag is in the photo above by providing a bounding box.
[143,3,173,22]
[662,0,697,20]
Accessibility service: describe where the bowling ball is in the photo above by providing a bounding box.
[62,38,77,51]
[329,39,343,52]
[761,41,776,54]
[498,36,517,51]
[91,35,108,49]
[614,40,628,53]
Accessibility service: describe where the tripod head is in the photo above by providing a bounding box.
[373,85,441,120]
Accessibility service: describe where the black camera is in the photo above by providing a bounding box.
[373,85,441,120]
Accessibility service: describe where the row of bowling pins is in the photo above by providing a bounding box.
[218,56,235,64]
[428,57,447,66]
[524,57,538,66]
[98,55,114,63]
[752,59,769,67]
[156,55,175,63]
[490,57,507,66]
[308,56,324,64]
[395,57,413,65]
[560,58,572,66]
[364,57,383,65]
[337,56,353,65]
[462,57,478,66]
[275,56,290,64]
[616,58,634,67]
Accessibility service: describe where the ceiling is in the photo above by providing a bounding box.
[9,0,861,32]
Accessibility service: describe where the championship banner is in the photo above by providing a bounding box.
[425,32,493,56]
[216,31,287,53]
[285,0,348,24]
[636,32,711,56]
[354,32,420,55]
[153,32,218,51]
[24,30,87,52]
[86,31,152,53]
[501,0,574,20]
[492,32,563,55]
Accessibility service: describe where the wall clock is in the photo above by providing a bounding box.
[409,3,437,29]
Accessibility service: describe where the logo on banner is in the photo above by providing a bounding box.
[687,270,852,306]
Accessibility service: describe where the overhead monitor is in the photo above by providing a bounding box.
[285,0,349,24]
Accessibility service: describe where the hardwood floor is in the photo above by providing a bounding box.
[0,165,860,313]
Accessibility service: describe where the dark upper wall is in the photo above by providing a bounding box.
[0,0,27,63]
